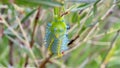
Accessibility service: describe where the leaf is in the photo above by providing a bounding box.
[70,4,90,12]
[15,0,63,7]
[16,57,25,68]
[0,36,9,66]
[21,8,37,23]
[108,56,120,67]
[93,0,100,15]
[66,0,98,3]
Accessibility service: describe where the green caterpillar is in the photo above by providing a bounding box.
[45,16,69,57]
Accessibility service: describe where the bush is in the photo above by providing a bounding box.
[0,0,120,68]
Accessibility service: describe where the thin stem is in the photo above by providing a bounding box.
[24,7,41,67]
[39,54,53,68]
[68,35,79,46]
[2,18,26,45]
[101,4,116,21]
[30,7,41,48]
[100,30,120,68]
[16,17,30,48]
[64,0,116,55]
[65,23,98,55]
[94,29,120,40]
[1,16,37,67]
[60,11,69,17]
[50,59,66,68]
[9,40,14,66]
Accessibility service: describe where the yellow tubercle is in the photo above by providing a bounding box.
[48,39,54,54]
[57,39,63,57]
[57,53,63,58]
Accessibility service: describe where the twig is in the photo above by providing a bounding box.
[30,7,41,48]
[66,7,92,47]
[2,18,26,45]
[60,11,69,17]
[9,40,14,66]
[68,35,79,46]
[24,7,41,67]
[1,13,38,67]
[100,30,120,68]
[67,6,93,46]
[64,22,98,55]
[64,0,116,56]
[16,17,30,48]
[50,59,66,68]
[39,54,53,68]
[93,29,120,40]
[101,4,115,21]
[87,40,110,46]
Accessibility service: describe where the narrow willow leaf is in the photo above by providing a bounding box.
[70,4,90,12]
[21,8,37,23]
[15,0,63,7]
[67,0,98,3]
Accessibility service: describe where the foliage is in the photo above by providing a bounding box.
[0,0,120,68]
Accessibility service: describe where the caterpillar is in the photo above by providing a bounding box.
[45,16,69,57]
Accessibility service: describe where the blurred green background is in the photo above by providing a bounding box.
[0,0,120,68]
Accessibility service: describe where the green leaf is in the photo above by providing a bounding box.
[66,0,98,3]
[108,56,120,68]
[93,0,100,15]
[15,0,63,7]
[21,8,37,23]
[70,4,90,12]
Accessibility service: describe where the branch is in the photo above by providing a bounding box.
[60,11,70,17]
[39,54,53,68]
[30,7,41,48]
[64,0,116,56]
[100,29,120,68]
[9,40,14,66]
[24,7,41,67]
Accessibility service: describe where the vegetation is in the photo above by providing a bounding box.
[0,0,120,68]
